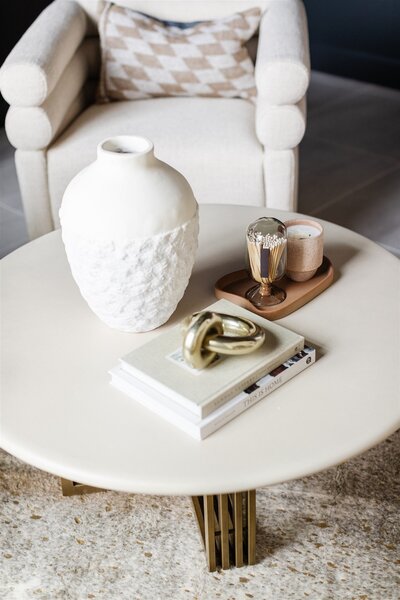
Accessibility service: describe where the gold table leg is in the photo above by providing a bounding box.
[61,478,105,496]
[191,490,256,571]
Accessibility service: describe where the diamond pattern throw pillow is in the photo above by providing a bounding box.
[98,5,261,102]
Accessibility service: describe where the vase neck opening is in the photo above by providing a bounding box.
[97,136,155,166]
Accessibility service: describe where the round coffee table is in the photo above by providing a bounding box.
[1,205,399,571]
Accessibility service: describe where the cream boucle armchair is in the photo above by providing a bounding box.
[0,0,310,240]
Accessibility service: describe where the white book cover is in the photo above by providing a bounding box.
[120,299,304,418]
[111,346,316,440]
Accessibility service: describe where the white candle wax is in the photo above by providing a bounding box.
[287,224,320,240]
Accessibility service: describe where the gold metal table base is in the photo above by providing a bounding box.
[61,479,256,571]
[191,491,256,571]
[61,478,105,496]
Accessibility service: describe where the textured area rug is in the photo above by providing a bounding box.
[1,431,399,600]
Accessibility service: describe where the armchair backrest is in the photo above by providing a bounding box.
[77,0,272,25]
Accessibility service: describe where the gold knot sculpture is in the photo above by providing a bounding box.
[182,311,265,370]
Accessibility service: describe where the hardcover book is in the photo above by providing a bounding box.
[111,346,316,440]
[119,299,304,418]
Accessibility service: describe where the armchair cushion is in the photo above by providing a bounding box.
[98,4,261,102]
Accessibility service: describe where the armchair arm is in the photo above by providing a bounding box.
[5,39,99,150]
[255,0,310,105]
[0,0,88,107]
[256,96,306,150]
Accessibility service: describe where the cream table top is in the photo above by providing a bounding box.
[1,206,399,495]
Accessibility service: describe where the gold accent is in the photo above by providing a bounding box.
[61,479,105,496]
[182,311,224,370]
[233,492,244,567]
[191,496,205,542]
[219,494,230,569]
[182,311,265,370]
[204,495,217,571]
[247,490,256,565]
[191,490,256,571]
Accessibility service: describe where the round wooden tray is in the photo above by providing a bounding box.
[215,256,334,320]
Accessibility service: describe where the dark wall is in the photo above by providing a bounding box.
[1,1,399,126]
[304,0,400,89]
[0,0,52,124]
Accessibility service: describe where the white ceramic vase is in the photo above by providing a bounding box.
[59,135,199,332]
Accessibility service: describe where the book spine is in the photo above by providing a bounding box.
[199,348,315,439]
[110,375,202,440]
[120,361,204,417]
[201,340,304,418]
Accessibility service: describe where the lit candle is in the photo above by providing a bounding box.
[286,224,321,240]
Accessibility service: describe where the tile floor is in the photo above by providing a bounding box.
[0,71,399,259]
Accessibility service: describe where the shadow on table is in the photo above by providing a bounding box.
[324,241,360,280]
[173,260,244,324]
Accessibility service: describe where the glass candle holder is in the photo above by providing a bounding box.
[246,217,287,308]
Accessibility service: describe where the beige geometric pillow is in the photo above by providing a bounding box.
[98,5,261,102]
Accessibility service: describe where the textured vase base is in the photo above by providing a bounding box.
[100,313,171,333]
[246,284,286,307]
[61,212,199,333]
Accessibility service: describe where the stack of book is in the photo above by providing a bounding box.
[110,299,316,439]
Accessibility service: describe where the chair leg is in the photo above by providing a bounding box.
[191,490,256,571]
[15,149,54,240]
[60,478,105,496]
[263,146,299,211]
